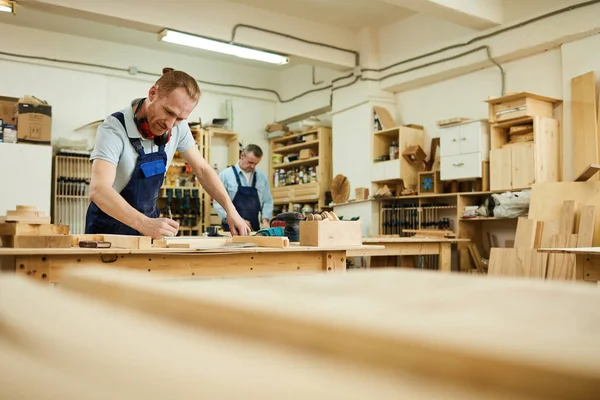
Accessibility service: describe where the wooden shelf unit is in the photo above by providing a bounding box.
[189,127,240,234]
[269,127,332,213]
[376,189,524,271]
[371,125,424,194]
[52,153,92,235]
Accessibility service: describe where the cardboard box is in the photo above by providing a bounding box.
[0,95,52,144]
[300,220,362,247]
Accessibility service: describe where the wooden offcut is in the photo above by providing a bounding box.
[72,234,152,249]
[571,72,599,181]
[1,235,72,249]
[513,218,542,249]
[0,223,69,236]
[231,236,289,248]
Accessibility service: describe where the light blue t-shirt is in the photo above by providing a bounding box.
[90,99,196,192]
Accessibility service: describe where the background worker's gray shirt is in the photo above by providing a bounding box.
[90,99,196,193]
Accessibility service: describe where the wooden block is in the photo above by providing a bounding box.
[299,221,362,247]
[574,164,600,182]
[559,201,577,234]
[4,214,51,224]
[152,238,168,248]
[231,236,290,248]
[402,229,454,238]
[402,145,427,166]
[1,235,73,248]
[102,235,152,250]
[572,72,599,181]
[0,223,69,236]
[436,117,469,127]
[514,218,542,249]
[355,187,369,201]
[489,149,512,190]
[509,124,533,135]
[577,205,596,247]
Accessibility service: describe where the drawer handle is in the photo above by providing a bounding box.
[452,163,464,167]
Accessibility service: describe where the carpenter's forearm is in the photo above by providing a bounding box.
[90,184,146,231]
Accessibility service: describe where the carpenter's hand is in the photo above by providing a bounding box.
[228,213,251,236]
[138,217,179,238]
[261,218,270,229]
[244,220,252,228]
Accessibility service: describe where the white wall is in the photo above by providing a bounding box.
[0,23,277,177]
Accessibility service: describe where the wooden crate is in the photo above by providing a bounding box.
[418,171,442,195]
[299,220,362,247]
[485,92,560,124]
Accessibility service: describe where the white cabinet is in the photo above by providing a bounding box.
[440,120,489,181]
[0,143,52,216]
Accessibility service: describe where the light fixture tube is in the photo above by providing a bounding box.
[158,29,289,65]
[0,0,15,14]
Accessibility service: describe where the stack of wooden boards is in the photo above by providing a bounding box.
[488,200,594,279]
[0,206,71,248]
[2,267,600,399]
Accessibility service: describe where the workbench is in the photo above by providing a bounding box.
[347,237,469,271]
[537,247,600,283]
[0,244,382,283]
[2,268,600,399]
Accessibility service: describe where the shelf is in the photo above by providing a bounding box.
[270,128,321,144]
[272,140,319,154]
[373,127,400,137]
[459,217,517,221]
[273,156,319,169]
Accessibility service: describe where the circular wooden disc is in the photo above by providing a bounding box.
[331,174,350,204]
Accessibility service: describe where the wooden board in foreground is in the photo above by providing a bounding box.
[571,72,598,181]
[51,267,600,400]
[231,235,289,248]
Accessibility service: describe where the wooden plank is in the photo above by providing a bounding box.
[546,234,578,280]
[231,236,290,248]
[513,218,541,249]
[488,248,515,276]
[458,248,474,272]
[558,200,577,234]
[574,164,600,182]
[72,234,152,249]
[0,275,425,400]
[402,229,454,238]
[571,71,598,180]
[2,235,72,249]
[577,205,596,247]
[57,267,600,400]
[489,149,512,190]
[533,117,559,183]
[539,221,559,248]
[373,106,395,130]
[0,223,69,236]
[467,244,485,273]
[511,143,535,188]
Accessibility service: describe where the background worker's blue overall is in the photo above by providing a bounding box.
[85,112,167,235]
[222,166,261,232]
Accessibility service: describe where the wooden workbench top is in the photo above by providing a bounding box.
[0,244,383,256]
[363,237,469,243]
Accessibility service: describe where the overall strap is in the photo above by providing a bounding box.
[112,111,146,157]
[252,170,257,188]
[232,166,242,186]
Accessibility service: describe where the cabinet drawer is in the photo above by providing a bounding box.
[440,153,482,181]
[459,123,481,154]
[440,126,460,156]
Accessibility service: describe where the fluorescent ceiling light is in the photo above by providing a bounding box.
[0,0,15,14]
[158,29,289,65]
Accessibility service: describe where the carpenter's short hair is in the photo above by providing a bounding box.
[243,144,263,158]
[154,67,201,101]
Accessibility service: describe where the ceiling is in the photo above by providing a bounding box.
[0,3,291,69]
[226,0,415,29]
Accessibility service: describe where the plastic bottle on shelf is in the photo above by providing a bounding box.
[274,172,279,188]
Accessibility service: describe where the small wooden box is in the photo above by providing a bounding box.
[402,145,427,166]
[299,148,315,160]
[300,220,362,247]
[485,92,559,124]
[418,171,442,195]
[355,187,369,201]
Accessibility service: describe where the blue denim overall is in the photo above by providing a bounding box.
[85,112,167,235]
[222,166,261,232]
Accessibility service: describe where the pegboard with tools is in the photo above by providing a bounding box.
[380,199,457,237]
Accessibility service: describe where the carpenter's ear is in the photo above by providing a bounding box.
[148,85,158,101]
